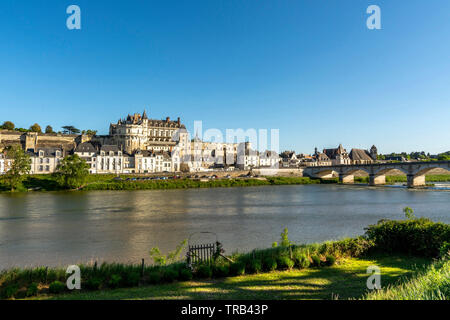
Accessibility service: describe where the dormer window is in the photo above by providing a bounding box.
[39,151,44,157]
[56,151,61,157]
[109,151,114,156]
[101,151,105,156]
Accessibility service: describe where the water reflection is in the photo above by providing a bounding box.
[0,184,449,269]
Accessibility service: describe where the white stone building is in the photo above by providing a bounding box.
[28,148,65,174]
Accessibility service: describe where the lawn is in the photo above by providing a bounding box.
[39,255,430,300]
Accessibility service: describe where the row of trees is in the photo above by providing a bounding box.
[2,145,90,191]
[0,121,97,136]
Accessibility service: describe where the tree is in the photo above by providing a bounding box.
[62,126,81,135]
[45,125,54,134]
[54,154,90,189]
[85,129,97,136]
[30,123,42,133]
[1,121,15,130]
[4,145,31,191]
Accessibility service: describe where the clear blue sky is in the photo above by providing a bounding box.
[1,0,449,154]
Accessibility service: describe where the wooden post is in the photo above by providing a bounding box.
[141,259,145,277]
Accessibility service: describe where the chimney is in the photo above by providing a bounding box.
[166,117,170,122]
[177,117,180,125]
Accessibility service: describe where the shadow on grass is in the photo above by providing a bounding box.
[51,254,432,300]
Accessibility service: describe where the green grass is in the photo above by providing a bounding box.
[34,255,430,300]
[364,258,450,300]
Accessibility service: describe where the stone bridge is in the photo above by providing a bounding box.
[303,161,450,188]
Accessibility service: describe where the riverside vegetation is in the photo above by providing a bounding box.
[1,173,449,193]
[1,208,449,300]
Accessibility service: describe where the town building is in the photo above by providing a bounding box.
[28,148,65,174]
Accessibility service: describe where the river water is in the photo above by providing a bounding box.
[0,184,449,269]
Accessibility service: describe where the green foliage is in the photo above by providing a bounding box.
[108,274,122,289]
[179,268,193,281]
[123,272,140,287]
[195,264,213,278]
[365,217,450,257]
[3,145,31,191]
[213,264,230,278]
[84,277,102,290]
[262,256,277,272]
[162,268,179,283]
[148,271,162,284]
[277,256,295,270]
[325,255,336,266]
[279,228,292,247]
[246,260,262,274]
[54,154,89,189]
[365,258,450,300]
[230,262,246,276]
[439,242,450,258]
[48,281,65,294]
[403,207,416,220]
[293,251,310,269]
[26,282,39,297]
[1,121,15,130]
[45,125,54,134]
[310,255,321,267]
[29,123,42,133]
[150,239,187,266]
[272,242,278,248]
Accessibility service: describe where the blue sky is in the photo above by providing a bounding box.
[1,0,449,154]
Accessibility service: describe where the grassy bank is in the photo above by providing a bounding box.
[2,216,449,300]
[364,258,449,300]
[39,255,431,300]
[2,174,449,193]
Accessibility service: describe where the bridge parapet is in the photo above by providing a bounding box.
[304,161,450,188]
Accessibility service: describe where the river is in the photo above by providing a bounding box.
[0,184,449,269]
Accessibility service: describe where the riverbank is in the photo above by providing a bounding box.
[2,216,449,300]
[1,174,450,192]
[35,255,433,300]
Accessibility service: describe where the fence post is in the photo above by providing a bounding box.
[141,258,145,277]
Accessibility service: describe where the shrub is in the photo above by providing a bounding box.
[293,253,310,269]
[26,283,39,297]
[246,260,262,274]
[325,255,336,266]
[148,271,161,284]
[213,265,230,278]
[108,274,122,289]
[365,217,450,257]
[123,272,140,287]
[1,285,18,299]
[195,265,213,278]
[179,268,193,281]
[84,277,102,290]
[310,255,321,267]
[162,268,179,283]
[262,257,277,272]
[48,281,65,294]
[230,262,246,276]
[277,256,294,270]
[439,242,450,258]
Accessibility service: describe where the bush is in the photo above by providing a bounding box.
[179,268,193,281]
[325,255,336,266]
[230,262,246,276]
[365,218,450,257]
[26,283,39,297]
[162,268,179,283]
[262,257,277,272]
[48,281,65,294]
[439,242,450,258]
[84,277,102,290]
[195,265,213,278]
[148,271,161,284]
[213,265,230,278]
[1,285,18,299]
[293,252,310,269]
[310,255,321,267]
[246,260,262,274]
[108,274,122,289]
[277,256,295,270]
[123,272,140,287]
